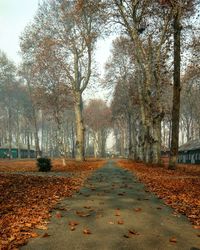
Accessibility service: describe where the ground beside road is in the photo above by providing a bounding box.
[0,159,105,249]
[20,160,200,250]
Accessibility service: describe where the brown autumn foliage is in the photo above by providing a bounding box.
[0,159,105,249]
[117,159,200,227]
[0,158,105,172]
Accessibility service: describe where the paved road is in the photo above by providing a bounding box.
[22,160,200,250]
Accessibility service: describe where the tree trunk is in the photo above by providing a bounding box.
[41,110,44,157]
[27,131,31,158]
[169,10,181,169]
[120,127,125,156]
[100,130,107,158]
[74,91,85,161]
[152,118,162,164]
[128,113,132,158]
[8,105,12,159]
[16,111,21,159]
[93,131,98,158]
[71,123,75,158]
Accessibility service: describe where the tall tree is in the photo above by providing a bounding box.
[106,0,173,163]
[161,0,198,169]
[84,99,111,157]
[0,51,17,158]
[20,0,104,161]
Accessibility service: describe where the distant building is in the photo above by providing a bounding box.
[178,139,200,164]
[0,143,36,159]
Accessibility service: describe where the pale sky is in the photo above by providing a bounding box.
[0,0,112,73]
[0,0,39,63]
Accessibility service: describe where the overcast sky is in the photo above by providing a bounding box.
[0,0,112,74]
[0,0,39,63]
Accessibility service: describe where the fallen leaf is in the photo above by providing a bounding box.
[83,229,92,235]
[194,225,200,230]
[8,236,15,242]
[123,234,130,238]
[30,232,39,238]
[76,211,91,217]
[56,212,62,218]
[117,219,124,225]
[68,221,79,226]
[128,230,140,235]
[115,209,120,216]
[108,221,114,225]
[24,223,32,228]
[70,226,76,231]
[42,233,50,238]
[169,237,177,243]
[84,206,91,209]
[35,225,48,230]
[134,208,142,212]
[156,207,162,210]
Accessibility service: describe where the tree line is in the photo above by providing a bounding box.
[0,0,199,168]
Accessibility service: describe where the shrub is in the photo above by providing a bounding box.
[37,157,52,172]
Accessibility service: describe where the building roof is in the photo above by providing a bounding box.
[179,139,200,152]
[0,143,35,151]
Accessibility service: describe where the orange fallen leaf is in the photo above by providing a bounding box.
[84,206,91,209]
[8,236,15,242]
[30,232,39,238]
[70,226,76,231]
[169,237,177,243]
[117,220,124,225]
[134,208,142,212]
[25,223,32,228]
[83,229,92,235]
[76,211,91,217]
[68,221,79,226]
[115,209,120,216]
[194,225,200,230]
[35,225,48,230]
[42,233,50,238]
[56,212,62,218]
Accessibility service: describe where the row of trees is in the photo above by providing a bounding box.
[0,0,199,167]
[0,50,111,161]
[104,0,199,168]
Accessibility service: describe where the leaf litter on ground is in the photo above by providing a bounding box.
[0,159,105,249]
[118,160,200,227]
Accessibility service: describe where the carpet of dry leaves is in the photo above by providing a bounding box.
[118,159,200,228]
[0,159,105,250]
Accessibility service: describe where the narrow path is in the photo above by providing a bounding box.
[22,160,200,250]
